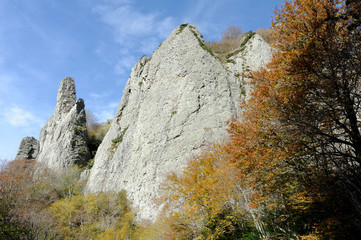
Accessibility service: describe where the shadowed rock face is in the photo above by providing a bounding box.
[36,77,90,170]
[85,24,247,220]
[15,137,39,160]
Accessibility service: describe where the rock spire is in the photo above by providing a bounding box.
[36,77,90,170]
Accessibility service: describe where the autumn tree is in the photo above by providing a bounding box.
[270,0,361,219]
[255,28,274,43]
[162,0,361,238]
[244,0,361,237]
[206,25,243,62]
[160,147,261,239]
[48,191,137,240]
[0,159,35,239]
[222,25,242,41]
[85,110,110,160]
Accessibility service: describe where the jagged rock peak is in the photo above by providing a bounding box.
[226,33,272,72]
[225,32,273,98]
[86,23,243,220]
[54,77,76,118]
[36,77,90,170]
[15,136,39,160]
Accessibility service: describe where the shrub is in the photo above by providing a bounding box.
[48,191,137,240]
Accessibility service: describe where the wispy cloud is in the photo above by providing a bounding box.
[1,106,45,127]
[87,91,120,122]
[93,1,176,75]
[115,55,138,75]
[94,4,174,45]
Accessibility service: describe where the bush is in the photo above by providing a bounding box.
[86,112,111,160]
[48,191,137,240]
[205,25,244,62]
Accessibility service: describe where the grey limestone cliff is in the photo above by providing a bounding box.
[15,136,39,160]
[86,24,246,220]
[36,77,90,170]
[225,32,273,97]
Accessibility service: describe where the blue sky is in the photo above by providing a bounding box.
[0,0,282,160]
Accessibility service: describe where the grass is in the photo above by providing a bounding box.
[112,127,129,144]
[190,29,215,57]
[74,125,87,134]
[241,87,246,97]
[177,23,189,35]
[226,59,236,64]
[86,158,94,169]
[226,31,256,59]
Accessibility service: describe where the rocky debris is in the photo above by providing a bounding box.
[85,24,244,220]
[36,77,90,170]
[15,136,39,160]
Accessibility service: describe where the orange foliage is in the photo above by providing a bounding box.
[162,0,361,238]
[0,159,36,236]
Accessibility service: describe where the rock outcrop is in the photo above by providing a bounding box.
[85,24,245,220]
[225,32,273,96]
[36,77,90,170]
[13,24,272,221]
[15,136,39,160]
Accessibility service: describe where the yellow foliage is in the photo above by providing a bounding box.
[48,191,137,240]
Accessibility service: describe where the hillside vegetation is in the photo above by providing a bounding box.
[1,0,360,239]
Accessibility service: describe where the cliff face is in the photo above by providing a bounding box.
[36,77,90,170]
[14,24,272,221]
[85,24,261,220]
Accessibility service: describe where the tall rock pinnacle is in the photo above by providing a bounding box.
[36,77,90,170]
[54,76,77,118]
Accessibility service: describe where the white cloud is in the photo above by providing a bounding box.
[191,0,208,20]
[94,4,174,45]
[89,93,103,99]
[98,110,116,122]
[92,102,119,122]
[1,106,44,127]
[93,1,176,75]
[115,55,138,75]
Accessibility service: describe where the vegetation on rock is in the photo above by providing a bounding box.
[86,110,111,160]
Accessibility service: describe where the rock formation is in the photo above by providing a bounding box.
[85,24,256,220]
[14,24,272,221]
[36,77,90,170]
[15,136,39,160]
[226,32,273,97]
